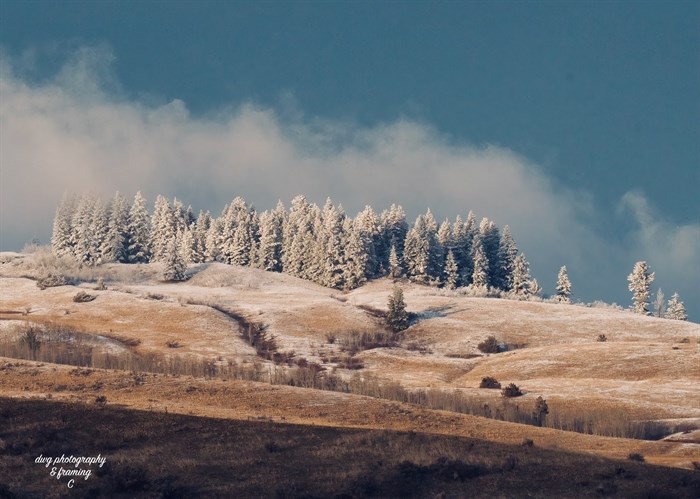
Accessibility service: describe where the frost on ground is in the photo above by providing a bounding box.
[1,252,699,427]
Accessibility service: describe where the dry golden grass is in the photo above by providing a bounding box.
[2,357,699,471]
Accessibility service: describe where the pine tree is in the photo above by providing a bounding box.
[192,210,211,264]
[344,218,369,290]
[127,191,151,263]
[378,204,408,275]
[388,243,403,278]
[150,195,174,262]
[496,226,518,291]
[479,218,501,288]
[444,250,459,290]
[404,215,431,284]
[627,261,654,315]
[511,253,531,298]
[652,289,665,318]
[386,286,409,332]
[102,192,130,263]
[91,199,110,264]
[162,234,187,281]
[471,236,489,289]
[665,293,687,321]
[555,265,572,303]
[180,225,196,264]
[51,193,77,258]
[72,194,100,266]
[257,203,285,272]
[319,199,347,288]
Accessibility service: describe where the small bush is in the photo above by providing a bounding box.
[627,453,645,463]
[146,293,164,301]
[73,291,96,303]
[478,335,500,354]
[522,438,534,448]
[597,334,607,342]
[95,277,107,291]
[325,333,337,344]
[36,272,67,290]
[166,340,181,348]
[479,376,501,389]
[501,383,523,398]
[95,395,107,407]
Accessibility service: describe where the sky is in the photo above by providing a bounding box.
[1,1,698,320]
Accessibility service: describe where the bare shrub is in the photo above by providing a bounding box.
[325,332,337,344]
[336,355,364,370]
[533,396,549,426]
[479,376,501,389]
[337,330,396,354]
[501,383,523,398]
[73,291,96,303]
[627,453,645,463]
[597,334,607,342]
[146,292,164,301]
[166,340,182,349]
[477,336,500,354]
[36,272,67,290]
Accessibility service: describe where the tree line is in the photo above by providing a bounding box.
[51,192,542,295]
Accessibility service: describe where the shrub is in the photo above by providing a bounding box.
[522,438,534,448]
[95,277,107,291]
[533,396,549,426]
[325,332,337,344]
[95,395,107,407]
[338,330,397,353]
[166,340,182,348]
[501,383,523,398]
[36,272,67,290]
[597,334,607,342]
[478,335,500,354]
[627,453,645,463]
[479,376,501,389]
[73,291,96,303]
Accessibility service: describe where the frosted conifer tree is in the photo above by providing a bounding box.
[91,199,110,263]
[555,265,572,303]
[319,199,347,288]
[444,250,459,290]
[627,261,654,315]
[150,195,174,262]
[127,191,151,263]
[102,192,130,263]
[423,209,442,281]
[51,193,77,258]
[162,234,187,281]
[479,218,501,288]
[257,204,285,272]
[344,218,370,290]
[283,195,312,273]
[403,215,431,284]
[350,206,380,281]
[180,225,196,263]
[72,194,100,266]
[652,289,666,318]
[192,210,211,264]
[470,236,489,289]
[511,253,531,298]
[496,226,518,291]
[388,243,403,278]
[450,216,469,287]
[379,204,408,274]
[665,293,687,321]
[386,286,408,332]
[459,211,478,285]
[204,218,223,262]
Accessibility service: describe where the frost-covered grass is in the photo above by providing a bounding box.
[2,253,699,438]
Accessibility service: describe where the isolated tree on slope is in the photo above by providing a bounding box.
[627,261,654,315]
[555,265,572,303]
[162,234,187,281]
[665,293,687,321]
[387,286,409,332]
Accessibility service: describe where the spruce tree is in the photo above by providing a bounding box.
[665,293,687,321]
[387,286,409,332]
[127,191,151,263]
[150,195,174,262]
[162,234,187,281]
[388,243,403,278]
[496,226,518,291]
[627,261,654,315]
[471,236,489,289]
[555,265,572,303]
[102,192,130,263]
[51,193,77,258]
[404,215,430,284]
[444,250,459,290]
[511,253,531,298]
[653,289,666,318]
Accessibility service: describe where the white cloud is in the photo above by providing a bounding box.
[1,48,697,319]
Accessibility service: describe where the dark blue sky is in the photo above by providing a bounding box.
[2,0,698,221]
[1,0,698,317]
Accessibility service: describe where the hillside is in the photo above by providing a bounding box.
[1,250,700,485]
